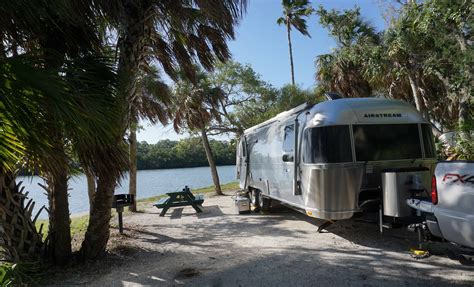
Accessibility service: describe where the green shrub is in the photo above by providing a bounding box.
[0,261,41,286]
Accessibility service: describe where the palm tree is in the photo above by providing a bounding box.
[0,0,125,265]
[96,0,247,213]
[315,6,379,98]
[0,56,55,263]
[0,53,122,265]
[277,0,313,85]
[316,53,373,98]
[80,0,247,259]
[314,5,452,136]
[384,17,429,115]
[172,70,225,195]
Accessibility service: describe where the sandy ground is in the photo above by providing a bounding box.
[48,192,474,286]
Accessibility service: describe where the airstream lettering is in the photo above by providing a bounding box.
[236,98,436,224]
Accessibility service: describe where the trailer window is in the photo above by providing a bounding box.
[421,124,436,158]
[353,124,422,161]
[283,124,295,152]
[303,126,352,163]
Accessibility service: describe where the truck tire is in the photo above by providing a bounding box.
[459,255,474,266]
[258,192,271,212]
[250,189,261,212]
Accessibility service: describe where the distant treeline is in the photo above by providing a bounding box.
[137,138,236,170]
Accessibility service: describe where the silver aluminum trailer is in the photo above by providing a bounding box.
[236,97,437,222]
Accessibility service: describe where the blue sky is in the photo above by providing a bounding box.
[138,0,389,143]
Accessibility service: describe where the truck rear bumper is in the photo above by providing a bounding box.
[425,215,443,238]
[406,198,434,213]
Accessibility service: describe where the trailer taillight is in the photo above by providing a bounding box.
[431,175,438,205]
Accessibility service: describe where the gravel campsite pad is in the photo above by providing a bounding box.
[49,192,474,286]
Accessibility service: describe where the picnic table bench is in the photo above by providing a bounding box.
[153,186,204,217]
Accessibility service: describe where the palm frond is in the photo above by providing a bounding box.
[171,68,224,133]
[277,17,286,25]
[133,67,172,125]
[62,55,128,178]
[290,18,311,37]
[279,0,313,37]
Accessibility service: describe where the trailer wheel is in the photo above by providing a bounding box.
[258,192,271,212]
[250,189,261,212]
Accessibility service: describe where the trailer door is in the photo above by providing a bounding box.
[236,137,248,189]
[282,124,295,194]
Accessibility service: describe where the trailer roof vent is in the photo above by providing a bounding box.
[324,93,343,101]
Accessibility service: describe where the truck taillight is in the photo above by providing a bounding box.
[431,175,438,205]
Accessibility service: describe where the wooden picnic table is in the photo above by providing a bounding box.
[153,186,204,217]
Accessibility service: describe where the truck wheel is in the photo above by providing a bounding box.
[258,192,271,212]
[250,189,261,212]
[459,255,474,266]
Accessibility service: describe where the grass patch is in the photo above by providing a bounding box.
[70,214,89,235]
[36,214,89,239]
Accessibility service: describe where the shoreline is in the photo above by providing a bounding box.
[36,182,240,238]
[24,166,238,219]
[19,164,237,177]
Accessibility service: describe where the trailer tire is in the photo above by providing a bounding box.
[258,192,271,212]
[250,189,261,212]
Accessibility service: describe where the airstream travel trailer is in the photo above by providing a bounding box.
[236,97,437,228]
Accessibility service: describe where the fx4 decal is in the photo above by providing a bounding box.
[442,173,474,184]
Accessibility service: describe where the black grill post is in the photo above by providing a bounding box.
[112,194,135,234]
[117,205,124,234]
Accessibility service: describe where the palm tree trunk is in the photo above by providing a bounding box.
[458,100,469,128]
[40,35,72,265]
[45,140,72,265]
[128,123,138,212]
[458,95,471,149]
[407,73,424,113]
[79,9,146,259]
[201,128,222,195]
[85,168,95,212]
[457,33,471,133]
[80,171,116,259]
[286,21,295,86]
[46,172,71,265]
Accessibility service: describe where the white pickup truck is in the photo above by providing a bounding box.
[407,160,474,249]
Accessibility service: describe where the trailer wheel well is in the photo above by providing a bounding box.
[258,191,271,212]
[249,188,260,212]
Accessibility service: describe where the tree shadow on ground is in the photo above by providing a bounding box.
[49,243,474,286]
[46,201,474,286]
[123,202,471,264]
[122,204,445,256]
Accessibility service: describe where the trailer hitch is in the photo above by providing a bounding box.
[407,222,431,259]
[317,220,335,233]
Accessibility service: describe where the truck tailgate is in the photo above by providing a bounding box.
[434,161,474,248]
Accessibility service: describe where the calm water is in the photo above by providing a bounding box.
[18,165,236,218]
